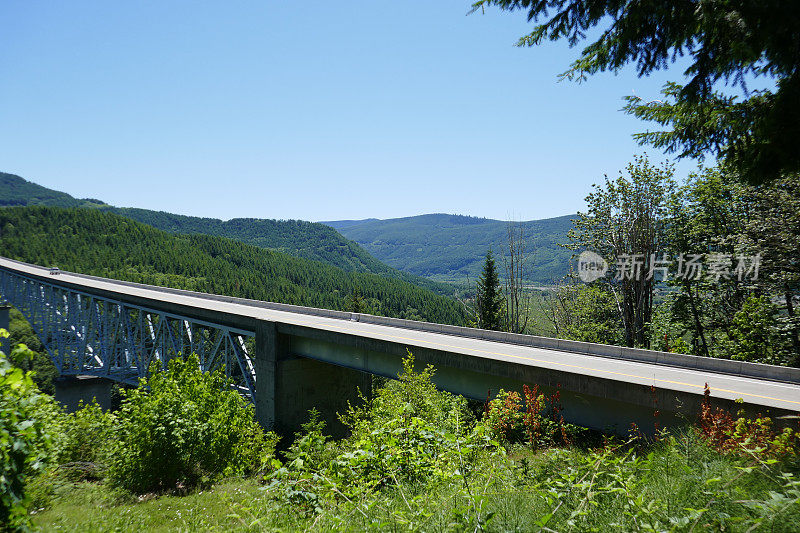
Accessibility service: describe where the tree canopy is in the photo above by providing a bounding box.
[472,0,800,184]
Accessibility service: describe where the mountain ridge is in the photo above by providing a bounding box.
[0,172,455,296]
[322,213,576,284]
[0,206,465,324]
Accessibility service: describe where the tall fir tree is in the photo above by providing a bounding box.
[475,250,504,331]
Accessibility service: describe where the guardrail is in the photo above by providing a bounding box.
[3,257,800,385]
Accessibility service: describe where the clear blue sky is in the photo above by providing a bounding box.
[2,1,705,222]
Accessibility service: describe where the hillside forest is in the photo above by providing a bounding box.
[0,172,456,297]
[0,206,466,326]
[326,213,574,284]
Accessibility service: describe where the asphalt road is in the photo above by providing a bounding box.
[2,257,799,412]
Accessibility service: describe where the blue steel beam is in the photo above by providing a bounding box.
[0,268,257,402]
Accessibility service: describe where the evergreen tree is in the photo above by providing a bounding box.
[475,250,504,331]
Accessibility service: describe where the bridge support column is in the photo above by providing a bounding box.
[275,358,371,438]
[54,376,114,412]
[254,321,283,430]
[255,321,371,438]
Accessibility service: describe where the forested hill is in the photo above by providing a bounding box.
[103,207,420,282]
[323,213,576,284]
[0,207,466,325]
[0,172,107,209]
[0,172,454,296]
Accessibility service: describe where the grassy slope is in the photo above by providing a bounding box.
[32,440,800,532]
[0,172,455,296]
[324,213,576,284]
[0,206,465,324]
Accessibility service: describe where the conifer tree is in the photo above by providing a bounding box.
[475,250,504,331]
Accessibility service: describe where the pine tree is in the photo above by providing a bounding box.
[475,250,504,331]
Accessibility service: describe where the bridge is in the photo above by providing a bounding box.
[1,256,798,436]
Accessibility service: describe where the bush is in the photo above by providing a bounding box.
[347,352,474,434]
[108,355,278,494]
[267,354,501,513]
[699,384,800,458]
[483,385,576,447]
[51,399,117,480]
[0,332,53,530]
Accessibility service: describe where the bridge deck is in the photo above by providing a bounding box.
[1,257,798,413]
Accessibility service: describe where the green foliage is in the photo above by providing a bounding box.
[266,354,498,515]
[475,250,505,330]
[648,298,691,354]
[473,1,800,184]
[103,207,457,297]
[507,435,800,531]
[30,434,800,532]
[482,389,523,442]
[328,213,575,284]
[545,283,624,345]
[21,357,800,531]
[0,172,83,208]
[0,206,465,325]
[569,155,677,347]
[0,332,53,530]
[659,168,799,365]
[54,400,116,473]
[743,174,800,365]
[108,355,278,494]
[362,354,473,435]
[5,307,58,395]
[483,386,577,447]
[728,296,787,364]
[699,386,800,459]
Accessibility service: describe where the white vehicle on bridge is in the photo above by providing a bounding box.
[49,267,60,275]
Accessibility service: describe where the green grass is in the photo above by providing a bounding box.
[31,436,800,532]
[32,478,274,532]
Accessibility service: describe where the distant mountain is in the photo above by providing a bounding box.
[102,208,395,276]
[0,172,455,296]
[322,213,576,284]
[325,218,380,230]
[0,206,465,325]
[0,172,107,209]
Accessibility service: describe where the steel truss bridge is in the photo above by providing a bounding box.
[0,266,256,401]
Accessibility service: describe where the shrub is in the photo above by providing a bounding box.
[52,399,117,480]
[108,354,278,494]
[0,333,53,530]
[267,354,501,512]
[699,384,800,458]
[355,352,473,434]
[484,385,574,447]
[483,389,524,442]
[336,353,486,488]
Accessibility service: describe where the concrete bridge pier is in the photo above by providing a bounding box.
[255,321,371,438]
[54,375,115,412]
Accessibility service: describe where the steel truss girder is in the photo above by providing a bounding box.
[0,269,257,403]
